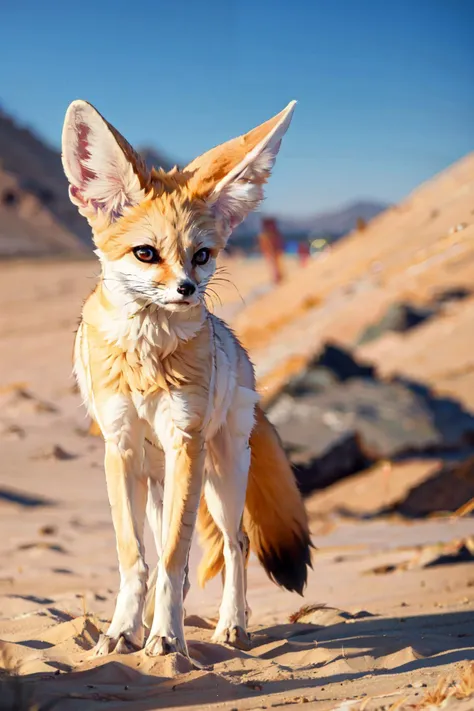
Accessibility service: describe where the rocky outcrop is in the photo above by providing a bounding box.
[266,344,474,494]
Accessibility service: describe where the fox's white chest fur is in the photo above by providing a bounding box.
[75,302,257,449]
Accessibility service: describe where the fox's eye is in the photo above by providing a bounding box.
[133,245,160,263]
[193,248,211,266]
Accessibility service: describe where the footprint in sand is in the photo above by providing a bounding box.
[0,386,58,416]
[0,423,26,440]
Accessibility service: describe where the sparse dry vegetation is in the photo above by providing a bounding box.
[289,602,327,623]
[416,664,474,709]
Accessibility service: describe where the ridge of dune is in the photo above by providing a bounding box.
[232,153,474,402]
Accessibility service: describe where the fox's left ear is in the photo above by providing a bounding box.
[186,101,296,239]
[61,100,148,225]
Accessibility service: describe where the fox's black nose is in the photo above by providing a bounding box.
[177,280,196,297]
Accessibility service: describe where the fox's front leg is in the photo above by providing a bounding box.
[145,431,204,656]
[94,398,148,656]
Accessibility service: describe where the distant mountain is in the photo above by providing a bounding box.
[233,201,389,243]
[0,165,88,257]
[283,200,389,238]
[0,108,91,255]
[0,108,184,257]
[139,147,180,173]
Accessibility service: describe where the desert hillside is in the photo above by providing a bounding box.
[234,152,474,406]
[0,108,175,257]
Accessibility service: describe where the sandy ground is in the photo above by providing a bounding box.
[0,254,474,710]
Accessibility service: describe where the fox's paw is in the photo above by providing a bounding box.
[145,634,187,657]
[93,632,141,657]
[213,625,251,651]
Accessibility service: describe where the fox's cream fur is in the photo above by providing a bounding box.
[62,99,311,658]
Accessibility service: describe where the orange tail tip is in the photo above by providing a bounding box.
[198,405,312,595]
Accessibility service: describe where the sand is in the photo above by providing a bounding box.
[1,249,474,710]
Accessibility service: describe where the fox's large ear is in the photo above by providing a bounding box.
[186,101,296,238]
[61,100,148,224]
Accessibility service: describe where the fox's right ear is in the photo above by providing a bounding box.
[61,100,148,225]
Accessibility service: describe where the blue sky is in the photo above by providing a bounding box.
[1,0,473,215]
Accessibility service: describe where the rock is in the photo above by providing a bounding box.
[394,456,474,517]
[418,538,474,568]
[268,393,369,492]
[38,524,58,536]
[365,538,474,574]
[283,366,338,398]
[400,378,474,448]
[267,340,474,495]
[291,430,368,494]
[356,302,434,346]
[30,445,76,461]
[269,379,474,493]
[430,286,471,308]
[277,343,375,399]
[315,343,376,380]
[305,459,441,520]
[268,365,474,496]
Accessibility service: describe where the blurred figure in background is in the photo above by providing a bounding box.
[356,217,367,232]
[297,239,311,266]
[258,217,285,284]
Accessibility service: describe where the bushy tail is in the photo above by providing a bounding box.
[197,404,312,594]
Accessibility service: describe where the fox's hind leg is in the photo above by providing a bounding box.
[205,437,250,649]
[205,389,256,650]
[219,529,251,626]
[241,529,251,625]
